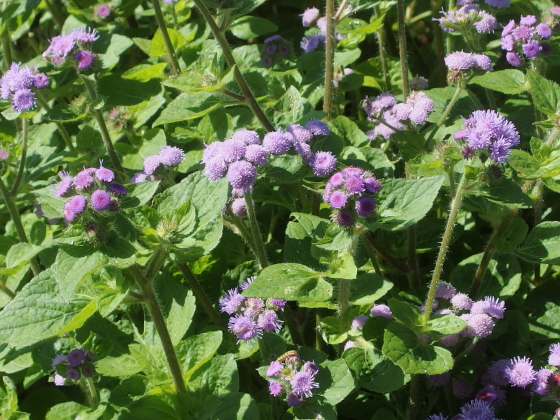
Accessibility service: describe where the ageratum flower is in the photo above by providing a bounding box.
[505,356,536,387]
[265,354,319,406]
[0,63,49,112]
[434,5,497,34]
[501,16,552,66]
[44,27,99,67]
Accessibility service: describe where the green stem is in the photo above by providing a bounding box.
[447,167,456,197]
[365,233,412,274]
[1,27,11,69]
[0,282,15,299]
[146,246,167,281]
[10,118,28,197]
[81,76,125,180]
[244,191,268,269]
[423,169,468,323]
[454,337,478,362]
[152,0,181,75]
[397,0,410,98]
[191,0,274,132]
[36,94,76,152]
[0,176,40,276]
[323,0,335,119]
[333,0,350,21]
[176,262,225,328]
[362,236,382,276]
[338,279,351,316]
[431,0,447,87]
[84,376,99,407]
[426,84,462,145]
[130,265,187,394]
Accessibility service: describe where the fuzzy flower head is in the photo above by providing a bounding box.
[459,399,495,420]
[454,109,519,163]
[436,282,456,300]
[451,293,473,311]
[505,356,536,387]
[500,16,552,66]
[549,343,560,366]
[265,355,319,405]
[470,296,505,319]
[370,304,393,319]
[323,167,381,225]
[301,7,320,27]
[461,313,495,337]
[0,63,46,112]
[434,6,497,34]
[261,35,291,67]
[228,314,261,342]
[445,51,493,72]
[43,28,99,67]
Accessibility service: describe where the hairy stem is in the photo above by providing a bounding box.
[223,215,259,258]
[362,236,383,276]
[426,84,462,145]
[191,0,274,131]
[338,279,351,316]
[83,376,99,407]
[152,0,181,75]
[423,169,468,323]
[0,176,41,276]
[244,191,268,269]
[36,94,76,152]
[397,0,410,98]
[130,264,187,394]
[176,262,225,328]
[333,0,350,21]
[10,118,28,197]
[81,76,125,180]
[323,0,335,119]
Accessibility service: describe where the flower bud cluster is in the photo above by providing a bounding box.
[43,27,100,70]
[363,92,435,141]
[52,349,96,385]
[219,277,286,343]
[202,122,334,191]
[130,146,185,183]
[262,35,291,68]
[454,110,520,163]
[0,63,49,112]
[434,5,498,34]
[323,167,381,226]
[501,16,552,67]
[52,162,127,222]
[108,106,133,130]
[266,354,320,407]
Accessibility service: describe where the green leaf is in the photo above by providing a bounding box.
[94,354,142,377]
[391,131,426,161]
[5,244,44,268]
[120,181,161,209]
[316,359,355,405]
[0,269,95,346]
[319,309,359,344]
[349,273,393,306]
[344,348,410,393]
[153,93,224,126]
[243,263,333,303]
[388,298,424,330]
[129,344,172,386]
[45,402,105,420]
[516,221,560,264]
[325,253,357,279]
[34,186,65,219]
[162,73,223,95]
[292,400,337,420]
[187,354,239,398]
[382,323,453,375]
[230,16,278,39]
[469,70,525,94]
[480,178,533,208]
[176,331,223,381]
[55,243,135,302]
[118,394,180,420]
[151,28,186,57]
[76,125,103,156]
[122,63,168,82]
[427,314,467,336]
[377,176,445,231]
[508,150,540,178]
[493,217,528,253]
[199,393,260,420]
[97,74,162,107]
[47,104,87,123]
[269,86,312,127]
[121,127,166,170]
[327,116,369,148]
[100,34,134,69]
[527,70,560,116]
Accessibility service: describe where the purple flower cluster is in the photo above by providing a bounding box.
[454,110,520,163]
[445,51,492,72]
[426,399,502,420]
[43,27,99,69]
[501,16,552,66]
[0,63,49,112]
[262,35,291,68]
[457,0,510,7]
[203,123,333,189]
[95,4,111,18]
[299,9,341,53]
[52,162,127,222]
[266,354,319,406]
[364,92,435,141]
[52,349,96,386]
[434,5,498,34]
[130,146,185,183]
[323,167,381,226]
[219,278,286,343]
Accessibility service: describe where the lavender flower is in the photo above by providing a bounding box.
[55,172,74,197]
[532,367,553,395]
[230,198,248,218]
[309,151,336,176]
[488,359,511,386]
[107,183,127,195]
[453,378,474,399]
[504,356,536,387]
[436,282,456,300]
[500,16,552,65]
[263,131,292,155]
[0,150,7,160]
[459,399,495,419]
[461,313,495,337]
[351,315,368,330]
[231,128,260,145]
[485,0,510,8]
[96,4,111,18]
[90,189,112,211]
[244,145,269,166]
[301,7,320,27]
[228,314,261,342]
[445,51,492,71]
[370,304,393,319]
[286,124,313,143]
[344,340,356,350]
[305,119,330,136]
[64,195,87,221]
[11,89,35,112]
[227,161,257,191]
[95,162,115,183]
[75,50,94,70]
[258,309,283,333]
[548,343,560,366]
[269,381,283,396]
[159,146,185,166]
[266,355,319,405]
[66,369,81,380]
[267,361,283,377]
[301,34,326,53]
[290,370,319,398]
[219,288,245,314]
[451,293,473,310]
[43,28,99,66]
[470,296,505,319]
[67,349,87,366]
[286,392,302,406]
[143,155,162,176]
